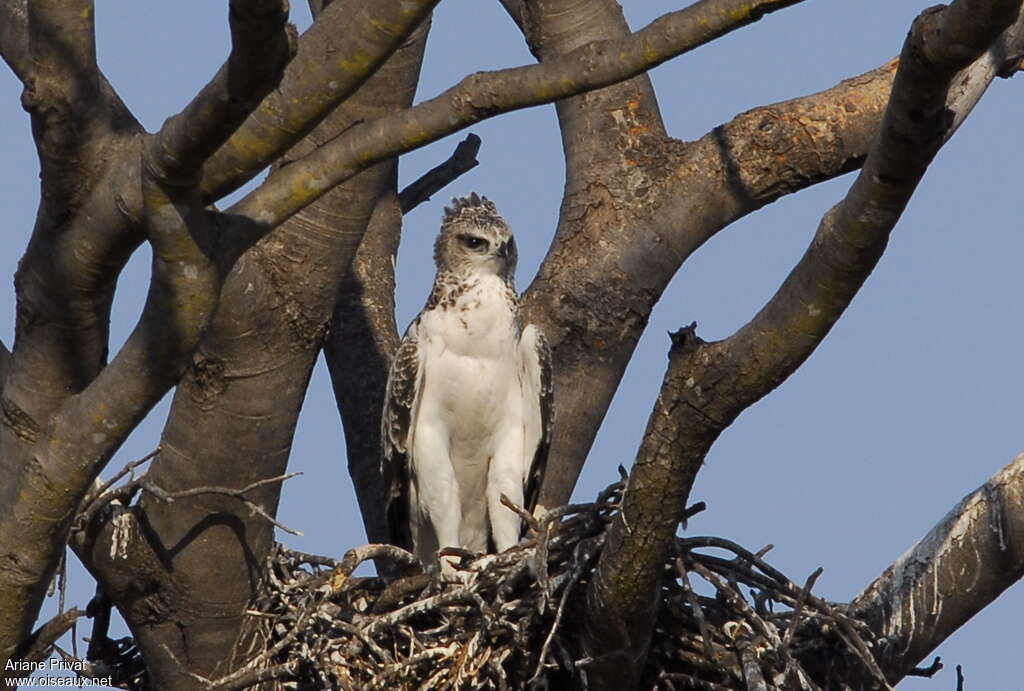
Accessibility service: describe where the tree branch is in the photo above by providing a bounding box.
[527,1,1024,512]
[23,0,101,210]
[849,453,1024,684]
[76,19,432,690]
[149,0,295,185]
[0,0,29,81]
[495,0,527,30]
[398,133,481,213]
[199,0,440,201]
[72,449,158,536]
[0,341,9,390]
[225,0,807,235]
[20,0,302,509]
[26,0,97,92]
[11,608,84,666]
[0,139,223,667]
[46,144,222,468]
[579,0,1023,687]
[140,472,304,536]
[0,5,144,439]
[325,191,403,547]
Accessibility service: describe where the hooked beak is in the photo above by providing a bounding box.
[496,240,510,260]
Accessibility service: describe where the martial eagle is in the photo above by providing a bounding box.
[381,193,553,572]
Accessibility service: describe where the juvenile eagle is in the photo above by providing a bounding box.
[381,193,552,571]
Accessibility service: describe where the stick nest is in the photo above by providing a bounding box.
[237,479,891,690]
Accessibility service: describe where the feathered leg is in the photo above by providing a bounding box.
[487,427,527,552]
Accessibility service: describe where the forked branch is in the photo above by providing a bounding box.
[149,0,295,184]
[199,0,441,201]
[23,0,100,207]
[581,0,1023,687]
[25,0,97,97]
[226,0,807,234]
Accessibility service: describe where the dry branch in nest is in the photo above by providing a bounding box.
[229,478,896,691]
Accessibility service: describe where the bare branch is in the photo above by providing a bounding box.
[212,662,298,691]
[0,143,225,666]
[23,0,101,208]
[692,0,1023,417]
[580,0,1023,685]
[779,568,823,655]
[149,0,295,184]
[325,192,404,546]
[851,453,1024,683]
[140,473,304,536]
[0,0,29,81]
[226,0,807,234]
[74,449,159,533]
[43,147,221,465]
[334,544,423,583]
[907,658,944,678]
[500,494,540,535]
[398,133,481,213]
[200,0,440,201]
[0,5,146,448]
[82,22,431,687]
[12,608,84,666]
[0,341,9,389]
[75,466,305,539]
[529,0,1024,512]
[26,0,97,93]
[143,472,301,502]
[495,0,527,30]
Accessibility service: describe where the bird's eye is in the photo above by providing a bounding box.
[460,235,487,251]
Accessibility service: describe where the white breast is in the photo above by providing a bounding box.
[416,274,523,455]
[420,276,518,358]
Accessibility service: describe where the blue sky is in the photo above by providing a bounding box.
[1,2,1021,688]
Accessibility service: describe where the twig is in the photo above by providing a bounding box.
[236,477,897,689]
[368,644,458,689]
[91,449,160,504]
[657,672,735,691]
[279,547,338,569]
[140,472,304,536]
[676,556,714,664]
[334,543,422,586]
[779,567,823,652]
[529,539,587,686]
[907,656,943,677]
[681,501,707,529]
[14,608,84,664]
[398,133,481,213]
[73,449,159,531]
[737,641,768,691]
[690,560,781,648]
[211,661,298,690]
[501,493,541,534]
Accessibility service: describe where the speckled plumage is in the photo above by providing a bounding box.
[381,194,552,572]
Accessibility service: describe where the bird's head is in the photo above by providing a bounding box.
[434,193,517,283]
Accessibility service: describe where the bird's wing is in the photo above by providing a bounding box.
[381,318,424,551]
[520,323,554,517]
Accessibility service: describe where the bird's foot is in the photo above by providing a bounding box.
[437,547,478,584]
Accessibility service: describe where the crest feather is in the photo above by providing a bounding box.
[442,193,505,229]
